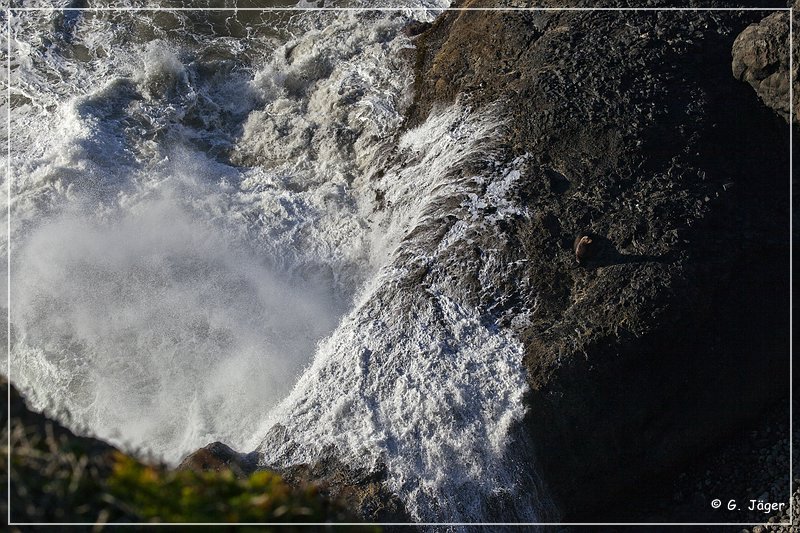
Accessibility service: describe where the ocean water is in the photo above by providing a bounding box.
[2,1,555,524]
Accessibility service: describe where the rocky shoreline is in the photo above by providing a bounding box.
[212,1,794,524]
[403,0,792,522]
[184,1,796,525]
[5,0,795,528]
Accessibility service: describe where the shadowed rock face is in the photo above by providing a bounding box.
[407,0,790,521]
[732,1,798,124]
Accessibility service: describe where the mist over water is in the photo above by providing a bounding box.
[4,1,553,523]
[5,2,395,462]
[12,187,343,462]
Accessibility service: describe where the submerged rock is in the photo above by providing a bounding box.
[403,20,433,37]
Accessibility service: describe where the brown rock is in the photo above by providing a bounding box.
[732,2,799,124]
[178,441,258,478]
[574,234,594,265]
[279,455,411,523]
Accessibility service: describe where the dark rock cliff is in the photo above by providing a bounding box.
[406,0,790,521]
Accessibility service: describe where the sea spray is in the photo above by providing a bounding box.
[11,179,344,463]
[5,2,554,522]
[255,105,554,523]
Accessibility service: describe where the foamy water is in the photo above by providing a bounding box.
[2,1,555,523]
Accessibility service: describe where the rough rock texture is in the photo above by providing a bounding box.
[280,458,412,523]
[732,1,798,123]
[177,442,407,522]
[177,441,259,478]
[406,0,790,522]
[598,396,796,528]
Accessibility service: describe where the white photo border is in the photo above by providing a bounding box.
[3,3,794,528]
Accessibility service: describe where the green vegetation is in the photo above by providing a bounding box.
[2,379,373,529]
[108,453,342,523]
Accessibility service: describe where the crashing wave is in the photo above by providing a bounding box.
[3,1,553,523]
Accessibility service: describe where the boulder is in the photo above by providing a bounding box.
[177,441,258,478]
[732,1,798,124]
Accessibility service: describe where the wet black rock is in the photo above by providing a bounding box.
[173,1,792,523]
[407,0,790,521]
[402,20,432,37]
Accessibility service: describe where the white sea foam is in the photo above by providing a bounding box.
[11,191,341,462]
[4,1,553,523]
[254,107,555,523]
